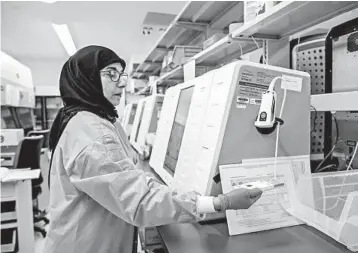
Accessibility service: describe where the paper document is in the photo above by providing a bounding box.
[242,155,311,185]
[220,156,310,235]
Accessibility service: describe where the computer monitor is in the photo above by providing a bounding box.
[15,107,35,135]
[1,106,18,129]
[134,102,146,143]
[150,71,215,188]
[163,86,194,176]
[128,104,137,125]
[130,95,164,155]
[122,103,138,136]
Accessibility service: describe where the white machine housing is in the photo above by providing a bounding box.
[0,52,35,108]
[130,95,164,155]
[150,60,311,196]
[121,103,138,137]
[1,52,36,166]
[150,71,215,188]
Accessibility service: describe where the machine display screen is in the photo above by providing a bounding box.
[134,101,146,142]
[1,107,17,129]
[156,101,163,121]
[15,108,34,134]
[164,86,194,176]
[15,108,33,127]
[129,104,137,125]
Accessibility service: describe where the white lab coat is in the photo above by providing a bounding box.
[43,111,204,253]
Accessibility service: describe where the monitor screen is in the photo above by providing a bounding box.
[149,100,163,133]
[156,101,163,121]
[135,101,146,142]
[15,108,34,128]
[129,104,137,125]
[164,86,194,176]
[1,107,17,129]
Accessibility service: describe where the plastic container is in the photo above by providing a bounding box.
[283,169,358,252]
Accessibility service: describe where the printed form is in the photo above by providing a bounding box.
[219,155,310,235]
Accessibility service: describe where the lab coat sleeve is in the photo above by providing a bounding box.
[66,134,206,228]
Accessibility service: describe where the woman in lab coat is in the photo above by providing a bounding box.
[44,45,262,253]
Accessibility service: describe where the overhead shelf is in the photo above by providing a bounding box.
[133,66,183,95]
[193,1,358,67]
[132,1,358,85]
[132,1,245,79]
[193,35,265,66]
[231,1,358,38]
[311,91,358,112]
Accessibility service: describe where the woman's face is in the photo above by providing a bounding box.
[100,63,128,106]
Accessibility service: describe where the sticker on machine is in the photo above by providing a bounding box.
[250,98,262,105]
[238,82,267,105]
[237,96,249,104]
[236,103,247,109]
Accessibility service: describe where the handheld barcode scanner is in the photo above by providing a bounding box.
[255,77,284,134]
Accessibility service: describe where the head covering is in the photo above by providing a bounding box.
[48,45,125,186]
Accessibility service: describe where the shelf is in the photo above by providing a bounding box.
[132,1,358,88]
[193,1,358,67]
[0,222,17,229]
[157,66,184,82]
[231,1,358,39]
[1,211,16,222]
[132,1,245,79]
[192,35,265,66]
[0,196,16,202]
[133,66,184,95]
[134,86,150,96]
[311,91,358,112]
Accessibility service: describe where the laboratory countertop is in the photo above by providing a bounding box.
[157,222,351,253]
[137,160,351,253]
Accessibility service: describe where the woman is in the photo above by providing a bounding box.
[44,46,262,253]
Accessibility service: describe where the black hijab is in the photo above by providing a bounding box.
[48,45,126,186]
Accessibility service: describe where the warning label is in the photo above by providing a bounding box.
[238,81,268,106]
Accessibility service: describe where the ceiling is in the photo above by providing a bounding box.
[1,1,187,64]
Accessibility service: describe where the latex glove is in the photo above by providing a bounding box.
[214,187,263,211]
[138,147,150,161]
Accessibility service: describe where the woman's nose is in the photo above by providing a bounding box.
[117,83,126,89]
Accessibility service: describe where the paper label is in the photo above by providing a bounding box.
[236,104,247,109]
[281,75,302,92]
[250,98,262,105]
[238,81,267,106]
[237,96,249,104]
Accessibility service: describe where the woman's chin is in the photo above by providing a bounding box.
[110,95,121,105]
[111,99,120,106]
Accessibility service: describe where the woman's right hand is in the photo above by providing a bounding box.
[213,187,263,211]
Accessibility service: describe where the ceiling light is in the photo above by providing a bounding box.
[42,0,57,3]
[52,24,77,56]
